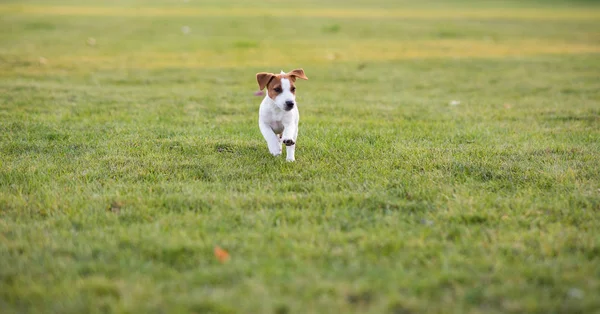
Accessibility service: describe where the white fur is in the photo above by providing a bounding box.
[258,75,299,162]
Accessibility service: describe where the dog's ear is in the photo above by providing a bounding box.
[287,68,308,81]
[256,72,275,90]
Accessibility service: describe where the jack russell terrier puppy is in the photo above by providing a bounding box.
[256,68,308,162]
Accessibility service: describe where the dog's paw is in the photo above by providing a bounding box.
[286,157,295,162]
[282,139,295,146]
[268,145,282,156]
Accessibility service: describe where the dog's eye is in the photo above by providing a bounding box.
[274,87,282,93]
[291,87,296,92]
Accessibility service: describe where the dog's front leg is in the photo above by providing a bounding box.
[259,123,282,156]
[281,123,297,162]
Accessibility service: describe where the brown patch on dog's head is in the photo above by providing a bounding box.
[256,68,308,100]
[256,72,275,91]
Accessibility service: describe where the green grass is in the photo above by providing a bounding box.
[1,0,599,313]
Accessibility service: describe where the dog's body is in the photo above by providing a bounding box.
[256,69,308,162]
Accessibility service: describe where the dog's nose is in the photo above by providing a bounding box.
[285,100,295,109]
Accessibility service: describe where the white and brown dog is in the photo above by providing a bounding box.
[256,68,308,162]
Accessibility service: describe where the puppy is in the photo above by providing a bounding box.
[256,68,308,162]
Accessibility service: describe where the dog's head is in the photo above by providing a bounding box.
[256,69,308,111]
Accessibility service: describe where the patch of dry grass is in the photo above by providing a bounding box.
[2,4,600,21]
[3,39,600,75]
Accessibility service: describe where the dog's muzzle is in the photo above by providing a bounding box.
[284,100,295,111]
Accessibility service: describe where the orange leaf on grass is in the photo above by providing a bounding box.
[214,246,230,263]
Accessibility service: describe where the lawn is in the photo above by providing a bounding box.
[1,0,599,313]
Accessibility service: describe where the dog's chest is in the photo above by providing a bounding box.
[259,98,296,135]
[265,111,285,134]
[269,121,284,134]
